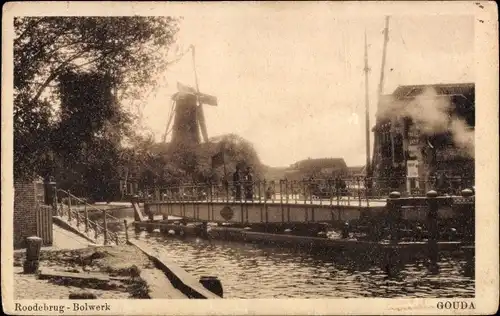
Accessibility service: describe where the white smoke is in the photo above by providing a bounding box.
[449,118,475,158]
[378,87,474,158]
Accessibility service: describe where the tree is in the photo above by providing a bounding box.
[14,16,181,180]
[50,70,130,200]
[209,134,264,178]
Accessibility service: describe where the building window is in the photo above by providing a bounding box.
[393,134,404,163]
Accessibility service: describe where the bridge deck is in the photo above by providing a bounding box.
[147,197,388,208]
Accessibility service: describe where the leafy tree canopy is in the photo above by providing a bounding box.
[14,16,181,180]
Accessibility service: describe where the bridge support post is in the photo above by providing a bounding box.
[426,190,439,269]
[460,188,475,242]
[426,190,439,241]
[341,221,350,239]
[387,191,401,243]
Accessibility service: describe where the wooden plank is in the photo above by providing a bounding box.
[38,268,110,281]
[140,268,187,299]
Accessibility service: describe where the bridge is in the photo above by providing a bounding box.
[138,177,475,245]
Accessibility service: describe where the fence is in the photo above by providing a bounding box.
[54,189,127,245]
[138,176,474,206]
[37,205,53,246]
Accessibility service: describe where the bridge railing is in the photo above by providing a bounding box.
[54,189,127,245]
[139,176,474,207]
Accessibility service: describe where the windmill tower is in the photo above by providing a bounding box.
[163,82,218,146]
[162,45,218,146]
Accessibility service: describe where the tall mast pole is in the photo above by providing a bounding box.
[377,16,390,108]
[363,30,371,179]
[190,45,200,94]
[191,44,209,143]
[369,16,390,180]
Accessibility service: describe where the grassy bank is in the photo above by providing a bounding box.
[14,245,155,299]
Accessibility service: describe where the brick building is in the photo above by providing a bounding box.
[284,158,349,181]
[14,178,53,249]
[371,83,475,194]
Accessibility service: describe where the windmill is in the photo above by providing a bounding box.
[162,45,218,146]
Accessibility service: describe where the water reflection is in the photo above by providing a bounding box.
[129,229,474,298]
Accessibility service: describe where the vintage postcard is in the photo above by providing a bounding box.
[2,1,498,315]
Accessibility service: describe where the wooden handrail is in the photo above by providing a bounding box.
[56,189,125,245]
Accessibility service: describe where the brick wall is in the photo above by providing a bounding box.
[13,179,45,249]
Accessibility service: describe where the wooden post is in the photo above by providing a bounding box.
[103,210,108,245]
[285,179,289,204]
[309,180,313,205]
[68,191,72,221]
[294,181,298,204]
[426,190,439,242]
[336,178,340,206]
[24,236,42,273]
[329,179,333,206]
[426,190,439,267]
[52,185,58,216]
[115,234,119,245]
[365,177,370,207]
[279,180,284,223]
[84,204,89,233]
[302,180,306,204]
[124,219,129,243]
[388,191,401,243]
[76,209,80,227]
[257,180,261,202]
[357,178,361,207]
[461,188,475,242]
[319,180,323,206]
[94,222,99,240]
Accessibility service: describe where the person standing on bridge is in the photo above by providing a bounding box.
[244,167,254,200]
[233,165,242,200]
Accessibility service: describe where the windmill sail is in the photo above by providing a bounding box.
[162,100,177,142]
[198,93,218,106]
[197,105,209,143]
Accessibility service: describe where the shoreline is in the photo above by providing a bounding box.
[13,221,221,300]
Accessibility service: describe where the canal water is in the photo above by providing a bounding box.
[98,207,473,299]
[124,226,474,298]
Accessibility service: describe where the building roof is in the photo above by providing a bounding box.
[290,158,348,171]
[392,83,474,100]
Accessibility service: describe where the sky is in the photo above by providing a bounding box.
[140,11,474,168]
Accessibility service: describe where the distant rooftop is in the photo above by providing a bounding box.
[290,158,348,171]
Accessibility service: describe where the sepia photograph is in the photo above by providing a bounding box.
[2,1,498,315]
